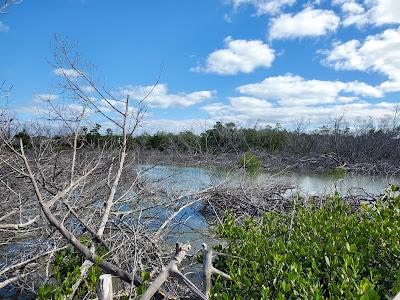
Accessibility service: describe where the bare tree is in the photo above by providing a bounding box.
[0,36,231,299]
[0,36,155,296]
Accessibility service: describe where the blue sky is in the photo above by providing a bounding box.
[1,0,400,132]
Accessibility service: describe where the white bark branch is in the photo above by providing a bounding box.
[96,274,113,300]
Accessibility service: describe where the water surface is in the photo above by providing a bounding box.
[139,164,399,247]
[141,164,399,196]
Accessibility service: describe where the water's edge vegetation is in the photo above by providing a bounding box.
[17,120,400,175]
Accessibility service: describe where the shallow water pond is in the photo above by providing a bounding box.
[139,164,400,247]
[141,164,399,196]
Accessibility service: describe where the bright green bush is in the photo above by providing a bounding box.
[212,187,400,299]
[38,236,105,300]
[239,152,261,174]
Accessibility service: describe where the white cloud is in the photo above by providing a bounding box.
[140,118,214,134]
[98,98,127,112]
[230,0,296,15]
[229,97,273,117]
[15,102,92,118]
[119,84,215,108]
[53,68,83,78]
[324,27,400,91]
[201,99,399,128]
[81,86,95,93]
[0,21,9,33]
[341,1,365,14]
[32,93,59,103]
[368,0,400,25]
[192,37,275,75]
[379,81,400,93]
[196,75,396,128]
[201,103,232,115]
[268,8,340,40]
[236,75,382,106]
[333,0,400,27]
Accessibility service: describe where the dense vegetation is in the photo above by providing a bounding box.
[212,187,400,299]
[18,120,400,167]
[133,121,400,164]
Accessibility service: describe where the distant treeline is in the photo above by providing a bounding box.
[16,120,400,164]
[134,121,400,164]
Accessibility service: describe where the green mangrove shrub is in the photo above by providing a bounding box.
[239,152,261,174]
[38,236,106,300]
[212,187,400,299]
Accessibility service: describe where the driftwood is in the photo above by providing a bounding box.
[202,182,295,218]
[140,242,231,300]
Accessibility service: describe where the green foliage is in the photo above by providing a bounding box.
[38,237,107,300]
[212,188,400,299]
[239,152,261,174]
[147,131,172,151]
[85,123,102,144]
[135,271,152,296]
[325,166,346,179]
[129,122,288,154]
[15,129,32,147]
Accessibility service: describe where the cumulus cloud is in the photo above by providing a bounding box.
[229,97,273,117]
[268,8,340,40]
[192,37,275,75]
[236,75,382,106]
[0,21,9,33]
[53,68,83,78]
[119,84,215,108]
[230,0,296,15]
[200,100,399,129]
[369,0,400,25]
[339,1,365,14]
[201,103,232,115]
[324,27,400,92]
[16,94,90,117]
[197,75,397,128]
[333,0,400,27]
[138,118,215,134]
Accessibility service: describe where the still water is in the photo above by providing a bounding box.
[141,164,399,196]
[139,164,399,247]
